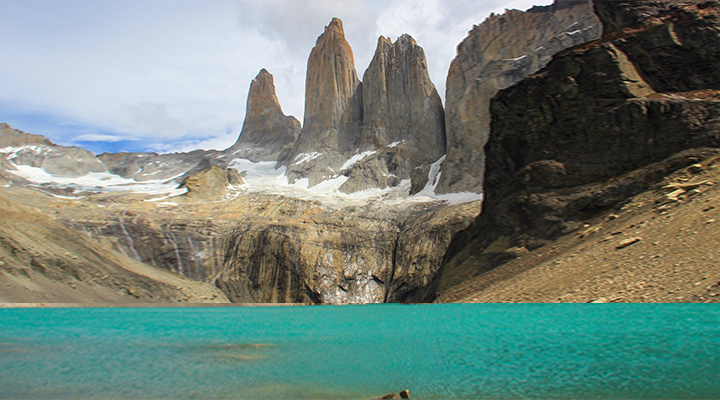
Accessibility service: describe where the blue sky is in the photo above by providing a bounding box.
[0,0,551,154]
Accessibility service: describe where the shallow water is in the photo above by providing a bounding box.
[0,304,718,399]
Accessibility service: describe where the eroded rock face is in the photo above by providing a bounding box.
[227,69,301,163]
[0,123,108,178]
[439,0,720,296]
[437,0,601,193]
[339,34,446,193]
[285,18,363,184]
[214,200,479,304]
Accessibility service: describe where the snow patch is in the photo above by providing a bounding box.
[410,155,483,205]
[389,140,405,148]
[340,150,376,171]
[0,145,48,159]
[7,163,184,194]
[293,152,322,165]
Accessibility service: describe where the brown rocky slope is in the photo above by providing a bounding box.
[0,186,229,303]
[437,0,720,302]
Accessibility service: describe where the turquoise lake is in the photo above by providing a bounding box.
[0,304,718,399]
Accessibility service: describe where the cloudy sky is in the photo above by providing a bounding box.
[0,0,551,154]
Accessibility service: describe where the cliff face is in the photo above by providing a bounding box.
[0,187,229,303]
[439,0,720,297]
[284,18,363,184]
[284,19,446,194]
[437,0,601,193]
[214,200,479,304]
[227,69,300,163]
[339,34,446,194]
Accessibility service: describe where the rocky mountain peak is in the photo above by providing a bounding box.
[439,0,720,295]
[227,68,300,163]
[340,32,445,193]
[247,68,283,115]
[284,17,363,184]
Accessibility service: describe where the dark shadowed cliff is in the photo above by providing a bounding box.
[438,0,720,300]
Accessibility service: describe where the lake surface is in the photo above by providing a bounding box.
[0,304,718,399]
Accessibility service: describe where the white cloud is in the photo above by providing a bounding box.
[0,0,552,153]
[147,131,239,154]
[75,134,133,143]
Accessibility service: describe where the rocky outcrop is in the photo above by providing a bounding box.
[437,0,601,193]
[178,158,243,199]
[98,150,215,182]
[0,123,108,178]
[0,187,229,303]
[226,69,300,163]
[339,35,446,193]
[284,18,363,184]
[438,0,720,298]
[214,200,479,304]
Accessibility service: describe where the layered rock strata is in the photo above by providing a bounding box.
[0,187,229,303]
[439,0,720,297]
[214,200,480,304]
[226,69,301,163]
[437,0,601,193]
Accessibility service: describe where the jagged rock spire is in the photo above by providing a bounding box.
[361,33,445,160]
[292,17,363,157]
[229,68,300,163]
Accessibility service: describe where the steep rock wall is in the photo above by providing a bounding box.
[437,0,601,194]
[339,35,446,193]
[438,0,720,297]
[283,19,446,194]
[284,18,363,185]
[214,201,479,304]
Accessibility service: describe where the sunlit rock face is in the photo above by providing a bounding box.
[284,18,363,186]
[339,34,446,194]
[437,0,601,194]
[227,69,300,164]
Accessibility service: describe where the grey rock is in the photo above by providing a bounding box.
[0,123,108,178]
[285,18,363,185]
[437,0,601,193]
